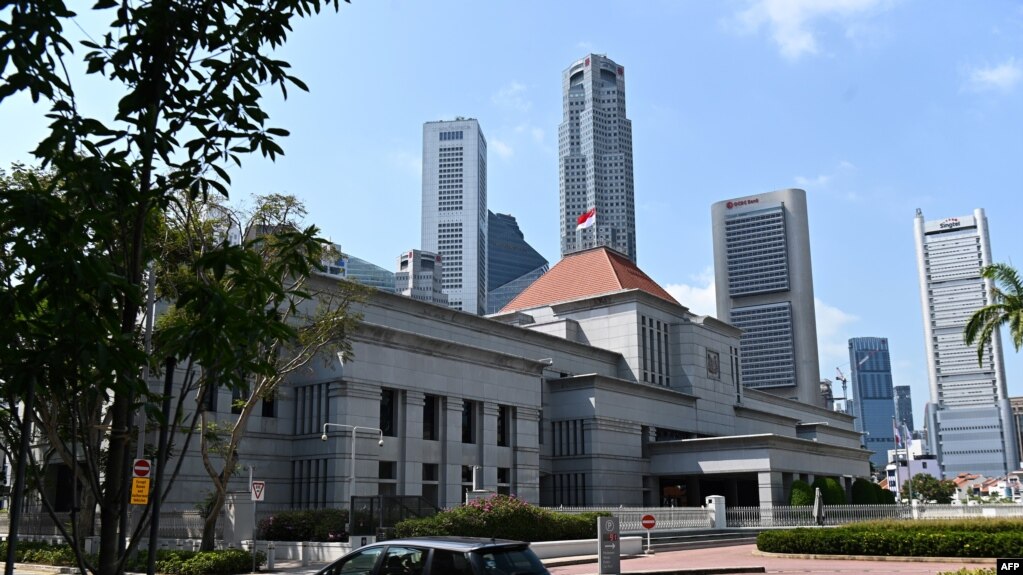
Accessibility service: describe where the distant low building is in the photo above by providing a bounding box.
[395,249,448,306]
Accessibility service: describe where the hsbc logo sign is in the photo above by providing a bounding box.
[726,198,760,209]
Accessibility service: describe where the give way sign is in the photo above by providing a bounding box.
[251,480,266,502]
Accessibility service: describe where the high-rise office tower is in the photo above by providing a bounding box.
[849,337,898,469]
[711,188,822,406]
[914,208,1017,477]
[1011,397,1023,471]
[894,385,915,432]
[422,118,488,315]
[487,211,548,315]
[559,54,636,262]
[396,249,448,306]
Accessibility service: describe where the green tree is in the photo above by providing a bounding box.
[789,480,813,505]
[965,263,1023,365]
[901,473,956,503]
[811,476,846,505]
[155,193,365,550]
[1,1,346,573]
[851,477,878,504]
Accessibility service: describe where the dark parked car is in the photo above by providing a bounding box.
[314,536,551,575]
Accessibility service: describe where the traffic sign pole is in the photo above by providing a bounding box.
[641,514,656,554]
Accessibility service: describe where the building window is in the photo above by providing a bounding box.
[497,467,511,496]
[423,463,438,481]
[497,405,511,447]
[200,388,217,412]
[379,461,397,480]
[462,400,477,444]
[380,388,397,437]
[423,394,440,441]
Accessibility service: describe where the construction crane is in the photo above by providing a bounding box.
[834,367,848,400]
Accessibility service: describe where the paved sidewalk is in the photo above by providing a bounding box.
[544,544,995,575]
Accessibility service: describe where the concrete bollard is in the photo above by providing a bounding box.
[705,495,726,529]
[267,542,276,570]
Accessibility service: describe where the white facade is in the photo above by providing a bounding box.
[149,272,868,520]
[395,249,448,306]
[422,119,487,315]
[711,188,823,407]
[558,54,636,262]
[914,208,1016,478]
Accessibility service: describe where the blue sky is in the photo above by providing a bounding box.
[2,1,1022,428]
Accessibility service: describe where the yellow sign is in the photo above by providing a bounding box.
[131,477,151,505]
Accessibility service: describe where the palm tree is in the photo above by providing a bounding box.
[964,263,1023,365]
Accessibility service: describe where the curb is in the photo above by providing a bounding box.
[752,550,998,564]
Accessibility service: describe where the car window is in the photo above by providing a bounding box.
[429,549,473,575]
[380,546,426,575]
[477,547,546,575]
[333,547,384,575]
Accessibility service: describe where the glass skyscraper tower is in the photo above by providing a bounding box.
[849,337,897,469]
[559,54,636,262]
[914,208,1017,477]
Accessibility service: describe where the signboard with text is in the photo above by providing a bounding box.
[597,516,620,574]
[130,477,150,505]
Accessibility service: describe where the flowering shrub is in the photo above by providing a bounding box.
[393,494,607,541]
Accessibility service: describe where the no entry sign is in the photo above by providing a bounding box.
[641,514,656,529]
[133,458,151,478]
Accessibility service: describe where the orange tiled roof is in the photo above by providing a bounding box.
[500,247,680,313]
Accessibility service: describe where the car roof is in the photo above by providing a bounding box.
[370,536,530,552]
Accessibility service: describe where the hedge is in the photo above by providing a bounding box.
[0,543,264,575]
[257,508,348,541]
[393,494,608,542]
[757,519,1023,558]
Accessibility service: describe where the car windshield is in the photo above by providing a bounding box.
[476,547,547,575]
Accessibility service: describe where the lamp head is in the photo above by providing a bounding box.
[377,438,384,447]
[321,433,328,441]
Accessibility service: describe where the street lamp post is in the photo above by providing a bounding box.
[321,423,384,535]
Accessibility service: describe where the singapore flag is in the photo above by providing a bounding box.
[576,208,596,230]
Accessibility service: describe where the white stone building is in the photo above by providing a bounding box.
[157,246,869,518]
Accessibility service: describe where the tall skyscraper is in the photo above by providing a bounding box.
[487,211,548,314]
[711,188,822,406]
[849,337,898,469]
[914,208,1017,477]
[894,385,915,431]
[422,118,488,315]
[559,54,636,262]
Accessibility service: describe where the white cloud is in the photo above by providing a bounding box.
[664,268,717,317]
[965,58,1022,93]
[795,174,831,188]
[577,41,595,52]
[735,0,890,60]
[815,297,859,378]
[492,82,531,113]
[490,139,514,160]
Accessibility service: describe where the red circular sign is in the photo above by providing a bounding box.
[133,459,151,478]
[641,514,656,529]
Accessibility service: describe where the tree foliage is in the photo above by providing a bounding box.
[0,1,347,573]
[811,476,846,505]
[789,480,813,506]
[901,473,956,504]
[154,193,365,550]
[851,477,878,504]
[965,263,1023,365]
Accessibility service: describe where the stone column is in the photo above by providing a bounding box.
[757,471,785,507]
[513,407,540,503]
[443,397,465,507]
[403,391,425,497]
